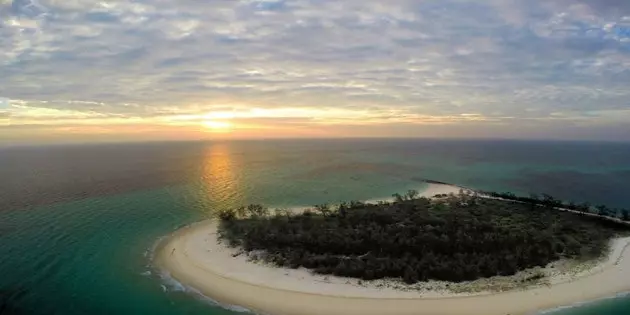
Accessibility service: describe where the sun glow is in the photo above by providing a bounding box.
[203,120,232,131]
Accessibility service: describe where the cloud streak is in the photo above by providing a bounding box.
[1,0,629,142]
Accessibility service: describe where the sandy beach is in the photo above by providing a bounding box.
[364,182,471,205]
[156,183,630,315]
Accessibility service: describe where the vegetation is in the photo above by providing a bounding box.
[483,191,630,222]
[217,191,630,284]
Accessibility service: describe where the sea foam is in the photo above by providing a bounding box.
[148,233,256,314]
[157,268,255,313]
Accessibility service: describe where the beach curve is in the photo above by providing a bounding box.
[155,184,630,315]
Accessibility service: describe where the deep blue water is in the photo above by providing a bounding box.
[1,139,629,315]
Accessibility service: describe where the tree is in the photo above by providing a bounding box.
[621,209,629,222]
[217,209,236,221]
[236,206,247,218]
[247,204,268,217]
[578,202,591,213]
[218,192,627,284]
[403,265,419,284]
[541,194,558,208]
[392,193,404,203]
[337,202,348,218]
[596,205,609,217]
[431,202,447,212]
[349,200,364,208]
[314,204,332,217]
[406,189,419,200]
[275,208,293,217]
[469,193,480,206]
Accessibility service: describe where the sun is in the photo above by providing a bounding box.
[203,120,232,132]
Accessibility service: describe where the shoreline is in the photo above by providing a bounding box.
[155,183,630,315]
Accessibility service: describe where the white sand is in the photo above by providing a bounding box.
[156,183,630,315]
[365,182,470,204]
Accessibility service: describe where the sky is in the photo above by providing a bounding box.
[1,0,630,145]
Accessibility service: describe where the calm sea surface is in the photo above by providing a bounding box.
[1,139,629,315]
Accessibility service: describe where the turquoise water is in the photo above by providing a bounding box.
[1,139,629,314]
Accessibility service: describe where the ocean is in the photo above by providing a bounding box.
[1,139,629,315]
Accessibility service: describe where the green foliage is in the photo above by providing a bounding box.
[217,208,236,221]
[235,206,247,218]
[219,194,629,284]
[246,204,269,217]
[578,202,591,213]
[275,208,293,217]
[338,203,348,218]
[393,190,420,202]
[314,204,332,217]
[392,193,404,203]
[485,191,630,222]
[596,205,610,217]
[406,189,419,200]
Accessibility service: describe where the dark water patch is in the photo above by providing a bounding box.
[0,142,209,211]
[0,287,29,315]
[289,161,421,180]
[508,169,630,208]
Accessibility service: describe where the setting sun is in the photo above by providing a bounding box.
[203,120,232,131]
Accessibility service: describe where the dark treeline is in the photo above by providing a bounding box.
[218,191,630,284]
[483,191,630,222]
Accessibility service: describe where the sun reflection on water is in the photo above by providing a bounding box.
[201,143,243,213]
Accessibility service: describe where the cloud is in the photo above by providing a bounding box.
[568,0,630,16]
[1,0,629,142]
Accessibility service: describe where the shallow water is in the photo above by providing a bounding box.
[1,139,629,315]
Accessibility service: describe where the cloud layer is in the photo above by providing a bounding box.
[1,0,630,142]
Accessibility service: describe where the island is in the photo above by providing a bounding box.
[155,183,630,315]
